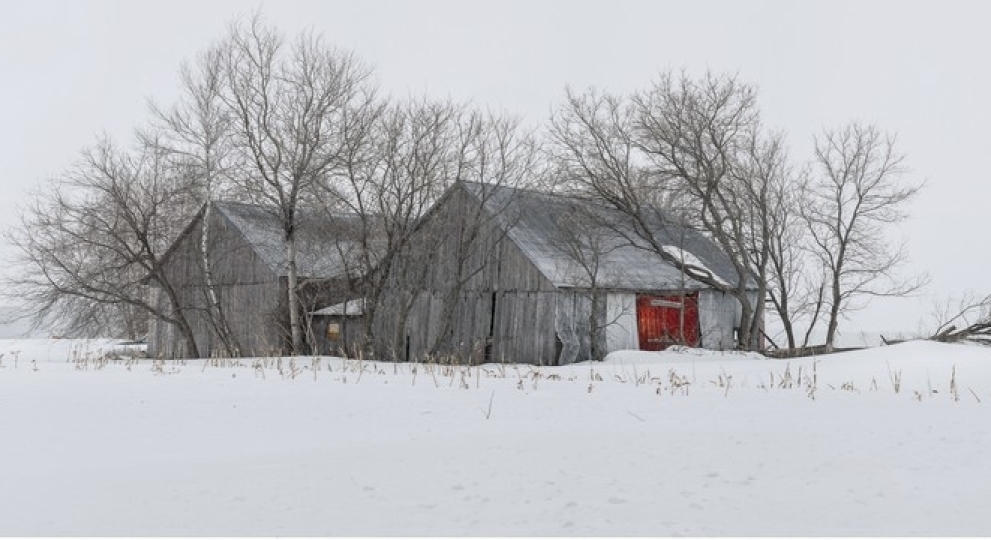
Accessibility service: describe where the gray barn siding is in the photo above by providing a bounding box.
[698,290,739,350]
[418,188,557,295]
[376,185,562,365]
[555,291,609,365]
[148,207,283,358]
[486,210,561,365]
[209,214,284,356]
[146,284,167,357]
[389,290,494,364]
[491,291,559,365]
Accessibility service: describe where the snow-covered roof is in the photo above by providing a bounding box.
[463,183,748,292]
[215,201,365,280]
[311,298,365,317]
[659,244,732,288]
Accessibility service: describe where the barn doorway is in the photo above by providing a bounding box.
[636,293,700,351]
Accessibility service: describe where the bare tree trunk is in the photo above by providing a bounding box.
[801,283,826,349]
[737,292,754,350]
[750,279,767,348]
[547,75,773,350]
[824,272,843,351]
[286,233,303,354]
[589,291,604,361]
[199,200,240,356]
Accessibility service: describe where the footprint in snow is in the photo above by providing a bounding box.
[607,496,627,504]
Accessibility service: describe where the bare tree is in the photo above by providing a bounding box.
[326,103,539,362]
[737,131,825,350]
[552,202,624,361]
[804,122,927,350]
[548,73,776,350]
[147,42,242,357]
[423,111,540,360]
[218,15,375,355]
[758,154,830,351]
[6,138,202,352]
[630,71,771,349]
[326,96,461,358]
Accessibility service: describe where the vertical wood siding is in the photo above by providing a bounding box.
[698,290,739,350]
[376,186,561,365]
[148,209,283,358]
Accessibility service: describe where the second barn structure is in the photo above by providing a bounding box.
[148,201,364,359]
[356,182,759,365]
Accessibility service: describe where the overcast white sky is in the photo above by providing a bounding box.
[1,0,988,337]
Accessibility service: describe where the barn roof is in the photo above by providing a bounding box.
[311,298,365,317]
[463,183,749,292]
[215,201,364,280]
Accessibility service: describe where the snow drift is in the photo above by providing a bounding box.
[1,339,989,535]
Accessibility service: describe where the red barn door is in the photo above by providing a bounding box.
[636,293,700,351]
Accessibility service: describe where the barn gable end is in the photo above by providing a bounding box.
[148,204,283,358]
[148,202,364,359]
[371,183,560,365]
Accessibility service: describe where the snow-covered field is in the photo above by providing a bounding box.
[1,339,990,536]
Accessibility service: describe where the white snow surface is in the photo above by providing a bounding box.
[2,339,991,535]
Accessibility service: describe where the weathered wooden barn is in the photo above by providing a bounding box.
[354,182,758,365]
[147,201,363,358]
